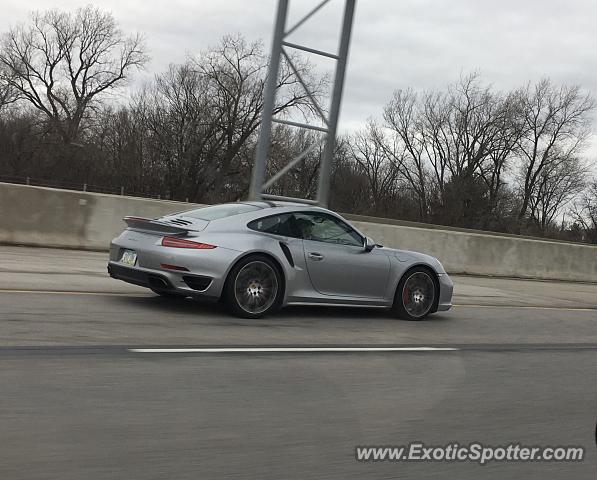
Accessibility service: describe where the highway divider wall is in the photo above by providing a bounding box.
[0,183,202,251]
[2,182,596,282]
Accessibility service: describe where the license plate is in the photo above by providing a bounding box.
[120,249,137,266]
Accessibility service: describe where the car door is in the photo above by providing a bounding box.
[295,212,391,299]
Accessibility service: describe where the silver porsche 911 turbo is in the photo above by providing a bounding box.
[108,201,453,319]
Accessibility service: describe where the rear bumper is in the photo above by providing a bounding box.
[108,262,217,297]
[108,262,161,288]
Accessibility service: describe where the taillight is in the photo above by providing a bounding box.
[161,236,217,249]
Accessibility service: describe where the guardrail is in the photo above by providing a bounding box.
[0,174,188,201]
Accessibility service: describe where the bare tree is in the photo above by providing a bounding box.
[348,121,398,213]
[440,74,503,178]
[0,6,147,144]
[266,126,322,199]
[0,108,42,176]
[0,73,17,112]
[136,63,220,199]
[570,180,597,243]
[191,34,327,199]
[516,79,594,221]
[475,90,524,220]
[383,88,431,220]
[382,75,522,224]
[422,75,521,211]
[99,35,327,203]
[527,154,588,231]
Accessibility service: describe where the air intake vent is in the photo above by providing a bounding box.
[279,242,294,267]
[183,275,212,291]
[168,218,193,226]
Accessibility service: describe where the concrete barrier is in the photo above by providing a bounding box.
[2,182,596,282]
[0,183,202,250]
[351,220,597,282]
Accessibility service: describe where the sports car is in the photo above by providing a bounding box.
[108,201,453,319]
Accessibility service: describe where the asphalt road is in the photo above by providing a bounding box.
[1,246,597,479]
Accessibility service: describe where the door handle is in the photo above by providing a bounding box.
[308,252,324,261]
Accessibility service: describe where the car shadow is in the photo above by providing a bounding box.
[280,305,451,322]
[279,305,389,319]
[113,293,450,323]
[112,294,224,315]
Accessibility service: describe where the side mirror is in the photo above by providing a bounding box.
[364,236,376,252]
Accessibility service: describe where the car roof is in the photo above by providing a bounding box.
[240,200,330,212]
[241,200,311,208]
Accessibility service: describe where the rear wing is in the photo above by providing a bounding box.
[123,216,191,236]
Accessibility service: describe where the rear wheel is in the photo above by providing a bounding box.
[393,267,437,321]
[224,255,282,319]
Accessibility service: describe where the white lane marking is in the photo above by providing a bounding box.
[129,347,459,353]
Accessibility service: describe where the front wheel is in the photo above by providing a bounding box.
[393,268,437,321]
[224,255,283,319]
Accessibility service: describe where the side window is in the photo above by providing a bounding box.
[294,213,363,247]
[247,213,302,238]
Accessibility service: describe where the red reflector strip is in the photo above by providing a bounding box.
[161,236,217,249]
[160,263,190,271]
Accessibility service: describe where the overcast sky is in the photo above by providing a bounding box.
[2,0,597,151]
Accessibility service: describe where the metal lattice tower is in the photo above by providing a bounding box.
[248,0,356,207]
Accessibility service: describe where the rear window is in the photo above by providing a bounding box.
[181,203,262,221]
[248,213,298,237]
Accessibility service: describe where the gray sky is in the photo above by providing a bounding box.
[2,0,597,152]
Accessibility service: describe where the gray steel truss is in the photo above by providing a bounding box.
[248,0,356,206]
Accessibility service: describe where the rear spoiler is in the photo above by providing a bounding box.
[123,216,191,236]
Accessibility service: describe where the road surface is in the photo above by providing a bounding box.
[0,246,596,479]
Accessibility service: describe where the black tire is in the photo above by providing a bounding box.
[224,254,283,319]
[150,288,187,298]
[393,267,438,321]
